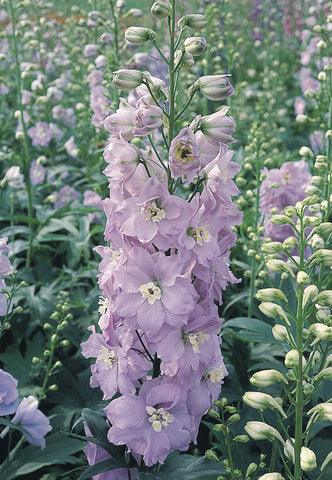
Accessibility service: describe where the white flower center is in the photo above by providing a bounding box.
[186,331,209,353]
[144,201,166,223]
[188,226,211,245]
[98,346,118,368]
[98,296,109,315]
[138,281,161,304]
[174,141,195,165]
[146,406,174,432]
[281,172,292,185]
[204,365,224,383]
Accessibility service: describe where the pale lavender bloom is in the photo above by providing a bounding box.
[132,98,163,136]
[84,190,103,223]
[260,160,312,241]
[64,136,78,158]
[49,122,64,142]
[54,185,80,209]
[0,237,13,276]
[113,246,198,335]
[100,33,114,45]
[27,121,52,147]
[169,127,200,183]
[95,55,106,69]
[84,44,99,58]
[103,98,135,141]
[105,377,192,466]
[294,96,306,115]
[0,82,9,95]
[46,86,64,102]
[11,396,51,448]
[52,105,66,120]
[30,161,46,185]
[1,166,25,189]
[90,85,112,128]
[21,89,32,105]
[0,369,19,416]
[87,69,104,88]
[200,107,236,145]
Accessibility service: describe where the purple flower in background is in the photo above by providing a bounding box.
[64,136,78,158]
[54,185,80,209]
[105,377,192,466]
[260,160,312,241]
[27,122,52,147]
[30,161,46,185]
[0,237,13,317]
[1,166,25,190]
[11,396,51,448]
[84,190,104,223]
[84,44,99,58]
[0,369,19,416]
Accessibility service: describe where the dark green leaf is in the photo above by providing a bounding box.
[223,317,276,343]
[77,458,128,480]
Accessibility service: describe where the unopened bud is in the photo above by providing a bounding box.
[256,288,288,303]
[266,259,295,277]
[228,413,241,423]
[243,391,287,418]
[233,434,249,443]
[284,349,300,368]
[250,369,288,387]
[178,14,207,31]
[302,285,318,308]
[43,322,54,330]
[270,214,295,226]
[246,463,258,476]
[283,236,298,251]
[48,384,58,391]
[32,356,40,364]
[261,241,284,254]
[193,74,234,101]
[259,302,290,325]
[314,222,332,235]
[183,36,207,56]
[308,403,332,422]
[284,438,295,462]
[297,271,309,285]
[315,366,332,382]
[258,474,285,480]
[244,421,284,444]
[208,408,220,419]
[205,449,219,462]
[321,452,332,472]
[315,290,332,307]
[310,250,332,267]
[309,323,332,341]
[304,216,321,227]
[272,324,293,344]
[151,1,171,19]
[300,447,317,471]
[113,69,144,90]
[174,49,195,70]
[125,27,158,45]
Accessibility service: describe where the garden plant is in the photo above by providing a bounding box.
[0,0,331,479]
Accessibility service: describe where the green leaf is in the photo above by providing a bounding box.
[77,459,129,480]
[223,317,276,343]
[157,452,225,480]
[0,432,83,479]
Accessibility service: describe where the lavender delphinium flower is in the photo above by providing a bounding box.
[0,369,19,416]
[0,237,13,317]
[53,185,80,209]
[10,396,51,448]
[169,127,200,183]
[259,160,312,242]
[27,121,53,147]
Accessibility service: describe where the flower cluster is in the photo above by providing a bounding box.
[82,2,242,468]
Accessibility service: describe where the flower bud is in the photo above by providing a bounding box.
[205,449,219,461]
[304,216,321,227]
[174,49,195,70]
[265,259,295,277]
[261,241,284,254]
[297,271,309,285]
[315,290,332,307]
[315,366,332,382]
[284,438,295,462]
[125,27,158,45]
[183,36,207,56]
[300,447,317,471]
[283,236,298,251]
[178,14,207,31]
[270,214,295,226]
[258,302,290,325]
[151,1,171,18]
[302,285,318,308]
[284,349,299,368]
[309,323,332,341]
[113,69,144,90]
[310,250,332,267]
[246,463,258,476]
[308,402,332,422]
[193,74,234,101]
[228,413,241,423]
[258,474,285,480]
[314,222,332,235]
[272,324,293,344]
[244,421,284,444]
[255,288,288,303]
[243,392,287,418]
[233,435,249,443]
[250,369,288,387]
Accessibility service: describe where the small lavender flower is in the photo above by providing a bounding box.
[30,160,46,185]
[84,44,99,58]
[1,166,25,189]
[54,186,80,209]
[0,369,19,416]
[169,127,200,183]
[11,396,52,448]
[27,121,53,147]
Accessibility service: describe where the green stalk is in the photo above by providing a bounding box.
[167,0,176,148]
[8,0,34,268]
[324,68,332,222]
[293,209,305,480]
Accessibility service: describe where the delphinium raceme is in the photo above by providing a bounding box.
[81,0,242,474]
